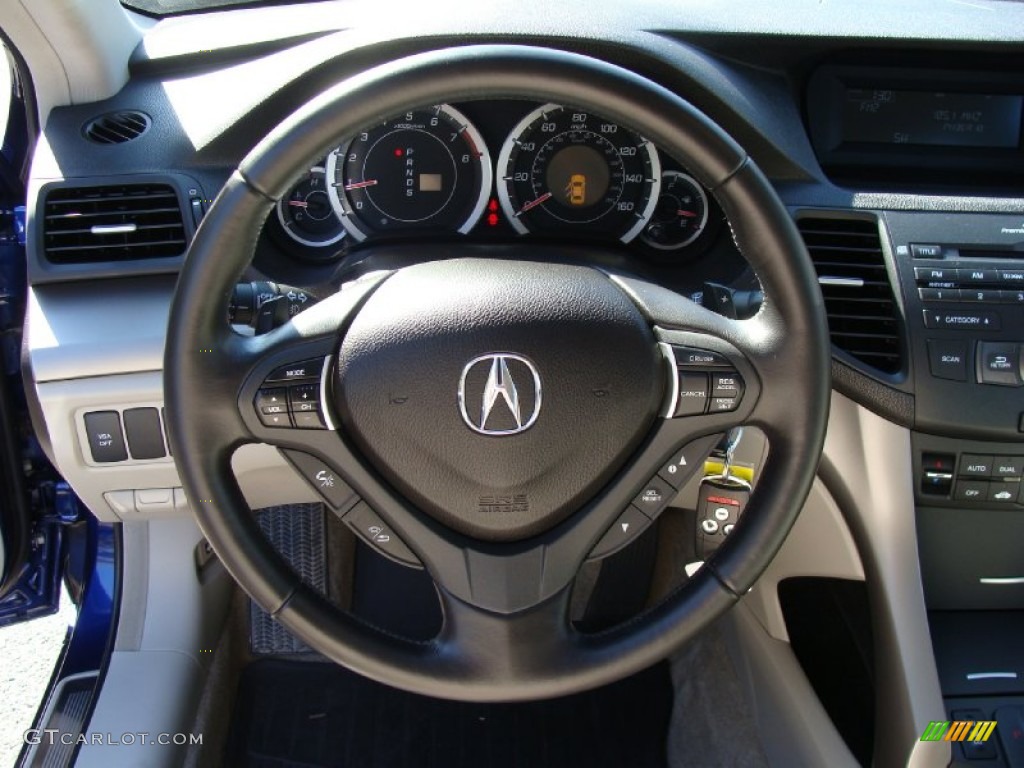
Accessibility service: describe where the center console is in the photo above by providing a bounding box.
[884,211,1024,765]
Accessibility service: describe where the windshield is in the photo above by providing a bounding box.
[122,0,314,16]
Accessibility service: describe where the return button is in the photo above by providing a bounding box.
[923,309,1001,330]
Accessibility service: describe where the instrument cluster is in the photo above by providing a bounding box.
[266,100,720,263]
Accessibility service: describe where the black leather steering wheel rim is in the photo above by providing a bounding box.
[164,45,830,701]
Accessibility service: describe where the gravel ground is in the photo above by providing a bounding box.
[0,589,77,767]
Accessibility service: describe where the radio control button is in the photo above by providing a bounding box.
[914,266,954,281]
[923,309,1000,330]
[918,287,961,302]
[958,268,999,284]
[927,339,967,381]
[999,269,1024,284]
[998,289,1024,304]
[911,244,943,259]
[976,342,1021,387]
[961,288,997,303]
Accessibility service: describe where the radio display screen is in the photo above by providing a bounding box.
[841,89,1023,148]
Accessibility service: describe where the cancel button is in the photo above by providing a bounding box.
[927,339,968,382]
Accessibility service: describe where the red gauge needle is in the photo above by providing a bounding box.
[517,192,552,216]
[288,200,309,208]
[677,210,698,218]
[344,179,378,190]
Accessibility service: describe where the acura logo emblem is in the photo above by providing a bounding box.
[458,354,542,436]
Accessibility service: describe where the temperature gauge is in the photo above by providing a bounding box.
[640,171,709,251]
[276,153,346,248]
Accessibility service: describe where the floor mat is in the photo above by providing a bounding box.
[226,659,673,768]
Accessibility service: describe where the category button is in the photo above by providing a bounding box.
[923,309,1000,330]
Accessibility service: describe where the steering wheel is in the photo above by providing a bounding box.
[164,45,829,702]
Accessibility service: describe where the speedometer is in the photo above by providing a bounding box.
[496,104,661,242]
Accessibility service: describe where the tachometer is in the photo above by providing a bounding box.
[496,104,660,242]
[328,105,492,241]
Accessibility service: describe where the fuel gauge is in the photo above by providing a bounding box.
[640,171,709,251]
[276,153,346,248]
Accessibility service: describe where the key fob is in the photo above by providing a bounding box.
[696,476,750,559]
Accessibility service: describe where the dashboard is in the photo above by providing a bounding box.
[13,4,1024,764]
[257,99,734,296]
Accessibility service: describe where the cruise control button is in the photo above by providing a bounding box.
[265,358,324,383]
[711,371,744,399]
[587,506,652,560]
[672,347,731,367]
[954,480,989,502]
[632,475,676,518]
[289,383,320,412]
[281,450,358,512]
[674,373,709,417]
[344,502,421,567]
[709,396,740,413]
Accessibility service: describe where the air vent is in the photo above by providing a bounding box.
[797,216,903,375]
[83,111,150,144]
[43,183,187,264]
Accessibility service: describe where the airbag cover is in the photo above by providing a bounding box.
[335,258,662,540]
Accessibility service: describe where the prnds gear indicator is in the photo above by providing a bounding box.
[497,103,661,242]
[328,105,492,240]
